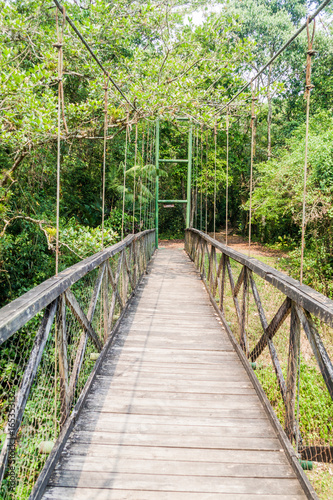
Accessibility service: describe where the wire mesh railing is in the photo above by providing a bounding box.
[0,229,155,499]
[185,228,333,499]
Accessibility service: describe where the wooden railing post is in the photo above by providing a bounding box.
[285,301,301,442]
[219,253,226,312]
[240,266,249,356]
[102,272,109,344]
[132,240,137,287]
[57,294,69,428]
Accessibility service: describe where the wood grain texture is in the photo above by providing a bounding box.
[43,489,307,500]
[42,248,308,500]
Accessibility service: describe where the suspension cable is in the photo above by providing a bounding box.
[205,130,208,233]
[151,124,156,229]
[200,124,203,231]
[132,123,138,233]
[300,18,316,285]
[121,125,128,240]
[225,107,229,246]
[248,87,257,257]
[139,123,145,230]
[295,327,302,454]
[52,0,136,111]
[54,6,66,276]
[213,122,217,239]
[215,0,331,117]
[102,75,109,249]
[195,127,199,228]
[54,4,66,441]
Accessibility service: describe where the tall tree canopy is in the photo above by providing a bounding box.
[1,0,333,302]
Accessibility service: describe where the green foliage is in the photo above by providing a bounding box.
[256,359,333,443]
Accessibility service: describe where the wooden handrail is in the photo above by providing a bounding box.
[185,229,333,422]
[185,228,333,469]
[0,229,156,492]
[186,228,333,327]
[0,230,155,345]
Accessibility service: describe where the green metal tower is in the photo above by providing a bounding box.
[155,118,193,248]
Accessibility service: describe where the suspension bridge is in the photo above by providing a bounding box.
[1,228,333,499]
[1,0,333,498]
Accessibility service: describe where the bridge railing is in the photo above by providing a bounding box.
[0,229,155,499]
[186,229,333,467]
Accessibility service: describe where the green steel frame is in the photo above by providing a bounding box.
[155,118,192,248]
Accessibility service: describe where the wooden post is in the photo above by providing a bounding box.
[249,272,288,406]
[208,245,215,293]
[219,253,226,312]
[212,248,219,297]
[102,272,109,344]
[226,256,242,327]
[57,294,69,428]
[240,266,249,356]
[132,240,137,287]
[285,301,301,442]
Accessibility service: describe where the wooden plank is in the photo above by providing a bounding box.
[43,488,307,500]
[85,395,268,411]
[101,358,246,371]
[98,363,248,378]
[114,331,230,341]
[64,443,290,464]
[87,386,261,401]
[76,421,273,439]
[77,412,269,429]
[110,346,239,358]
[102,360,244,372]
[116,324,225,334]
[94,378,255,394]
[58,456,294,478]
[114,339,233,351]
[83,403,267,419]
[48,471,305,495]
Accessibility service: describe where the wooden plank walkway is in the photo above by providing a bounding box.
[43,248,308,500]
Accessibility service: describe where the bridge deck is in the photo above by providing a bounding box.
[43,247,307,499]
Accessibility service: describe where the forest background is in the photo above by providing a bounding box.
[1,0,333,305]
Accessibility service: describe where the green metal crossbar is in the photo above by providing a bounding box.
[158,199,187,203]
[159,159,188,163]
[155,118,192,248]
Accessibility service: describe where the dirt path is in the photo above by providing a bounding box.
[159,231,285,260]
